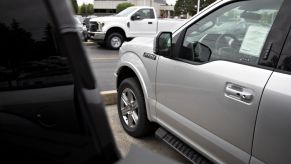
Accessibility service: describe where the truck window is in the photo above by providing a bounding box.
[116,7,137,17]
[135,9,155,19]
[178,0,283,65]
[0,0,73,91]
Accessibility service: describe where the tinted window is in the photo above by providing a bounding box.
[0,0,73,91]
[178,0,283,65]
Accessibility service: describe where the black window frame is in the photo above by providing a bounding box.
[276,28,291,75]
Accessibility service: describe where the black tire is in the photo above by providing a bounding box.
[83,31,88,42]
[117,78,155,138]
[84,37,88,42]
[106,32,124,50]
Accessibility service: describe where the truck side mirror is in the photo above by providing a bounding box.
[131,14,141,21]
[154,32,172,57]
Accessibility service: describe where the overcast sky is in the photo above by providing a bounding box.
[77,0,176,5]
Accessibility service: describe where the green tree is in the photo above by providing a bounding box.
[174,0,186,16]
[86,4,94,15]
[174,0,196,16]
[79,4,87,16]
[200,0,216,11]
[71,0,78,14]
[174,0,216,17]
[116,2,134,13]
[78,4,94,16]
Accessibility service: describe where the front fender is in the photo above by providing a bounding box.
[116,52,157,122]
[103,23,129,37]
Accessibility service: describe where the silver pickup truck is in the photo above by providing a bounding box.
[115,0,291,163]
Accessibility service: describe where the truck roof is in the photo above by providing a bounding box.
[127,6,155,9]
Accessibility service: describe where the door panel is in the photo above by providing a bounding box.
[0,85,80,133]
[130,8,156,36]
[130,19,156,36]
[156,59,272,160]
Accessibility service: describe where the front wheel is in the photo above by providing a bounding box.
[117,78,155,138]
[106,32,124,50]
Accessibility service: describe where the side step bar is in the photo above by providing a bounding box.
[155,128,212,164]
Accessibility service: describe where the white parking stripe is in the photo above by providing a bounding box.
[91,57,119,60]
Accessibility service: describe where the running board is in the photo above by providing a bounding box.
[155,128,212,164]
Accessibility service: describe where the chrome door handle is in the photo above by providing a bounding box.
[225,83,253,103]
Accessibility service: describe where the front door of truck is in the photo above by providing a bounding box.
[129,8,156,37]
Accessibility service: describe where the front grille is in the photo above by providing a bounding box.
[89,21,98,32]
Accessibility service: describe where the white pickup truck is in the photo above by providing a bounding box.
[88,6,186,49]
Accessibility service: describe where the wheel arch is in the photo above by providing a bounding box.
[116,61,156,122]
[105,27,126,40]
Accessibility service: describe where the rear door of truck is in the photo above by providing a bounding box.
[251,2,291,162]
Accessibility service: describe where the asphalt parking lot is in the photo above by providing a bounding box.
[105,105,190,164]
[84,42,119,91]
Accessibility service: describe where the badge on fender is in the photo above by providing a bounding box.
[143,53,156,60]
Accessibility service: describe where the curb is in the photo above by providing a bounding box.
[100,90,117,105]
[83,41,95,46]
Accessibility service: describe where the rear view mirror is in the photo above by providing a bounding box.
[192,42,212,62]
[154,32,172,57]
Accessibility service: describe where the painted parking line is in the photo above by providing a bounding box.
[83,42,95,45]
[91,57,119,60]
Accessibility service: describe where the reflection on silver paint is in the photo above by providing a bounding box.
[156,58,272,163]
[117,39,158,122]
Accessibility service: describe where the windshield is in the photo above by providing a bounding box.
[116,7,137,17]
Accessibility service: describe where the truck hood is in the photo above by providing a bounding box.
[89,16,127,23]
[120,37,155,56]
[131,37,155,47]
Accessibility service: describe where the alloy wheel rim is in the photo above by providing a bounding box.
[120,88,139,128]
[111,36,121,48]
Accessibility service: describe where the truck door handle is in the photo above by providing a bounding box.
[148,22,152,24]
[224,83,253,103]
